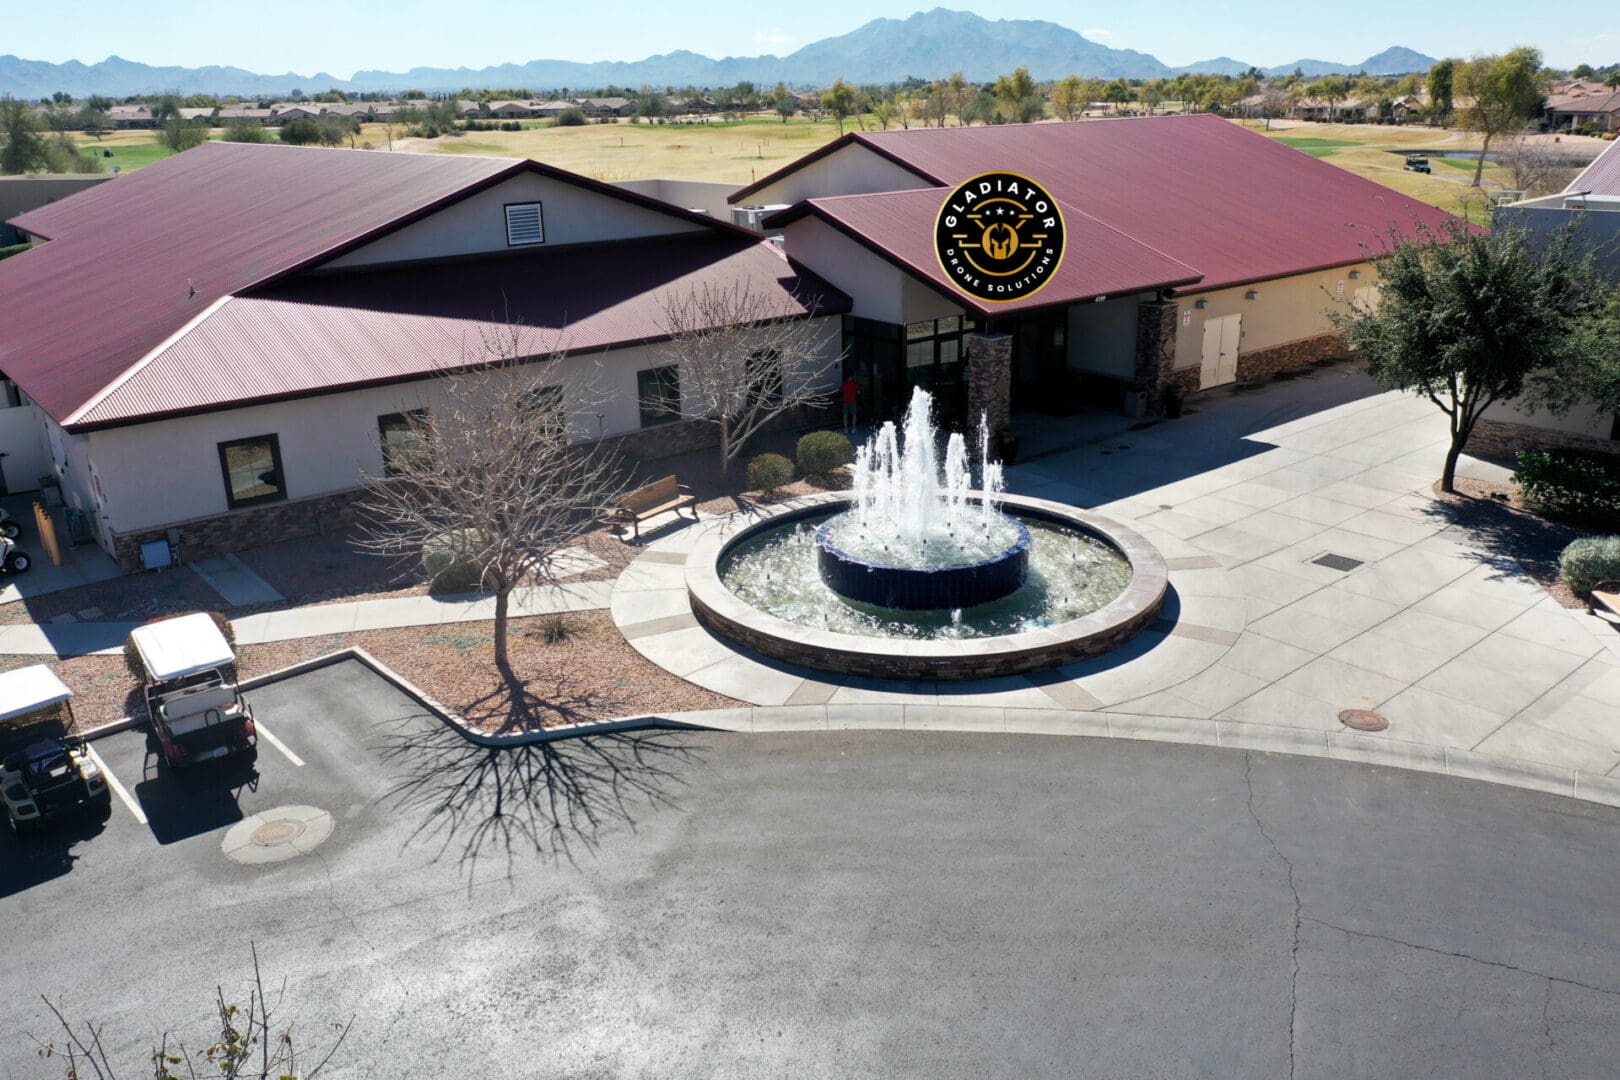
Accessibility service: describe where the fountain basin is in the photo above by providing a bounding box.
[814,512,1031,610]
[686,492,1168,681]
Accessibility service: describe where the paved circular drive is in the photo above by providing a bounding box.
[221,805,334,864]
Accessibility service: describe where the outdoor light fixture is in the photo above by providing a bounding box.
[1348,270,1362,280]
[1245,290,1261,300]
[1194,299,1210,309]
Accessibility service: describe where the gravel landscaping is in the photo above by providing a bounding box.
[1,610,740,734]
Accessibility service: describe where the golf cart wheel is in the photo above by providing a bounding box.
[0,520,18,540]
[5,551,30,573]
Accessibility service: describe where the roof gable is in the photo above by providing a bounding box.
[1,142,753,427]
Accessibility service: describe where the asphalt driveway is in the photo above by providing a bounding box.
[3,668,1620,1078]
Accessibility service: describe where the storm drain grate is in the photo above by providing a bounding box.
[1311,553,1364,573]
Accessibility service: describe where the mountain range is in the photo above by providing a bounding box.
[0,9,1439,99]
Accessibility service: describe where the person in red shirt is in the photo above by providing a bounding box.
[841,375,859,432]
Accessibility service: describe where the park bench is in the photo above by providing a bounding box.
[1589,581,1620,627]
[601,475,698,540]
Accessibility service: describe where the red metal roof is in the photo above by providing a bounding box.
[70,234,849,429]
[1,142,754,429]
[1567,138,1620,197]
[748,115,1467,296]
[773,188,1201,317]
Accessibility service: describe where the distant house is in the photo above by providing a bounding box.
[1389,95,1424,123]
[107,105,155,129]
[217,107,274,126]
[578,96,635,118]
[486,100,533,119]
[673,96,720,114]
[269,104,322,124]
[177,107,217,124]
[452,100,483,118]
[1545,90,1620,133]
[533,100,575,118]
[321,103,376,121]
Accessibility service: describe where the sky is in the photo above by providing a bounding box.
[9,0,1616,76]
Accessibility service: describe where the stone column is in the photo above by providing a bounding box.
[966,331,1013,436]
[1134,300,1180,415]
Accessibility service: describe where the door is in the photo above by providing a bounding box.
[1199,315,1241,389]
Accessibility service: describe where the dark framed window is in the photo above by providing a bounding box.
[638,366,680,428]
[524,386,568,448]
[217,434,286,509]
[378,410,428,476]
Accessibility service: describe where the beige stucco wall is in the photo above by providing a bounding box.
[612,178,738,220]
[1068,293,1154,380]
[1482,398,1615,441]
[84,321,842,537]
[1171,264,1377,374]
[325,173,707,269]
[738,143,933,208]
[781,216,966,328]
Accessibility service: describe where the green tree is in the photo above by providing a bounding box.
[1103,78,1131,110]
[161,118,209,153]
[993,67,1037,119]
[946,71,971,126]
[42,131,101,173]
[76,105,110,139]
[1457,47,1545,186]
[151,92,183,123]
[770,82,796,122]
[279,117,323,145]
[224,119,270,143]
[0,95,46,173]
[1608,71,1620,90]
[823,77,857,135]
[1331,222,1620,492]
[1141,78,1167,115]
[1050,75,1085,121]
[1309,75,1349,119]
[1426,59,1457,126]
[1571,63,1594,79]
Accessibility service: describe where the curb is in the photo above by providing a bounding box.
[78,655,1620,811]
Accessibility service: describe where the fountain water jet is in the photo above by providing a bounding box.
[815,388,1031,610]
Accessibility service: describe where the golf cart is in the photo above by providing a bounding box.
[0,534,31,575]
[129,613,256,769]
[1403,154,1431,174]
[0,664,110,834]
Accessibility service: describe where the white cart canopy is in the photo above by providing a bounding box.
[130,613,236,682]
[0,664,74,724]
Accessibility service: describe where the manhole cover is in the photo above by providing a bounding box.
[1312,553,1365,573]
[1339,709,1389,732]
[222,805,334,865]
[251,818,306,847]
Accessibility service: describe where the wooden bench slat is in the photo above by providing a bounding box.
[606,474,699,538]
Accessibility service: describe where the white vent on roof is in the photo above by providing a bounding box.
[505,202,545,246]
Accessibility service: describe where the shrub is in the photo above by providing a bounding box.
[530,613,574,644]
[1514,448,1620,530]
[421,529,490,591]
[553,107,587,127]
[796,430,854,478]
[747,453,794,494]
[1559,536,1620,595]
[124,611,236,681]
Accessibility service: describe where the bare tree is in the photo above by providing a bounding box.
[652,280,841,484]
[33,944,351,1079]
[1498,131,1580,196]
[356,325,622,672]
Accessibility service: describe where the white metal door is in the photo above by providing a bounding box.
[1199,315,1241,389]
[1217,314,1241,385]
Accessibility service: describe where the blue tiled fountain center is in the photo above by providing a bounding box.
[815,510,1033,610]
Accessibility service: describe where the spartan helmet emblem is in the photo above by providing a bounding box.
[983,221,1019,261]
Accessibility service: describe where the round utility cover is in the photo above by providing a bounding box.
[1338,709,1390,733]
[222,805,334,865]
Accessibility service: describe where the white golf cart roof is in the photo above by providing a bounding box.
[130,613,236,682]
[0,664,74,724]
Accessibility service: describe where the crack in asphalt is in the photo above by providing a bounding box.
[1299,917,1620,1000]
[1540,979,1554,1080]
[311,848,410,1056]
[1244,753,1300,1080]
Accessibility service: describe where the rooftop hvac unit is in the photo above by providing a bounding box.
[730,204,792,233]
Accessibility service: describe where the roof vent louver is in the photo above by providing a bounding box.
[505,202,545,247]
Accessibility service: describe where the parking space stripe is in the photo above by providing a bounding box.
[85,744,146,825]
[253,719,305,767]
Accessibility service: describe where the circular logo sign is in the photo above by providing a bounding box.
[934,171,1066,304]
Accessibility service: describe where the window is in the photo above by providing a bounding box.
[523,386,568,447]
[217,434,286,509]
[638,366,680,428]
[504,202,545,246]
[377,410,427,476]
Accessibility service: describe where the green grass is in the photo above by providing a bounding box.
[1432,155,1488,171]
[74,136,175,170]
[1272,136,1362,149]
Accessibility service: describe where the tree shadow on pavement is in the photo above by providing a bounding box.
[1419,488,1582,585]
[457,672,604,735]
[371,713,705,880]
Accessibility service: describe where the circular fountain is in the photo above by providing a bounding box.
[684,388,1168,680]
[813,392,1030,609]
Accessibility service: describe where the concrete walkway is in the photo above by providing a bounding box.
[612,361,1620,796]
[190,553,285,606]
[0,578,614,657]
